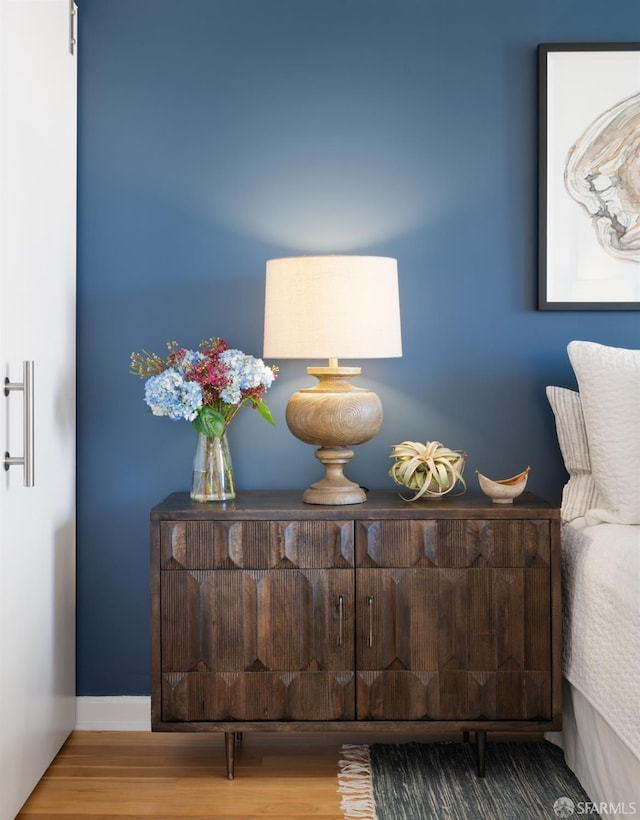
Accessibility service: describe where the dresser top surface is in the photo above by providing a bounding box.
[150,490,559,521]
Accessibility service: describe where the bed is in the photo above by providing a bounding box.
[546,341,640,807]
[555,522,640,804]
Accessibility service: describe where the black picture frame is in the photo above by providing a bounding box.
[538,43,640,310]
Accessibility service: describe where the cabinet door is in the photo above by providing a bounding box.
[158,517,355,722]
[355,519,552,721]
[0,2,76,817]
[162,568,354,721]
[356,567,440,720]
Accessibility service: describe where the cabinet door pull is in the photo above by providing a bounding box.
[367,595,374,647]
[4,360,35,487]
[336,594,344,646]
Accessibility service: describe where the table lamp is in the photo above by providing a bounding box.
[263,255,402,505]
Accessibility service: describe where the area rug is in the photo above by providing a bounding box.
[337,741,595,819]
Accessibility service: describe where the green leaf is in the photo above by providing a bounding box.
[192,406,225,439]
[254,399,276,426]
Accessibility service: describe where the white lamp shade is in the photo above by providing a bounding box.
[263,255,402,360]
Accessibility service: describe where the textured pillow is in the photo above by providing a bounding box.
[546,386,604,523]
[567,341,640,524]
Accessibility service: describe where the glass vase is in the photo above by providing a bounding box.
[190,432,235,502]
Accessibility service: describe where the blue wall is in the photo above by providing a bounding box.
[77,0,640,694]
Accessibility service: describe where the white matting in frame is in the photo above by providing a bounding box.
[538,43,640,310]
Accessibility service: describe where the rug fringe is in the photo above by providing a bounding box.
[337,743,377,820]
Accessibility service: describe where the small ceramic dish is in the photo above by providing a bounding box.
[476,467,530,504]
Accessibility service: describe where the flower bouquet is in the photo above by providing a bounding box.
[130,337,278,500]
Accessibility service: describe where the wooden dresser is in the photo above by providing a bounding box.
[150,491,562,778]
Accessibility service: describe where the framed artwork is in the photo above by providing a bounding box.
[538,43,640,310]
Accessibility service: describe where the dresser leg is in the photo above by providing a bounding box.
[224,731,235,780]
[476,730,486,777]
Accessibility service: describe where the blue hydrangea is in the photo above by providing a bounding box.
[175,349,205,373]
[144,369,203,422]
[218,349,275,405]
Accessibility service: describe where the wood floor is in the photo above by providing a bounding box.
[18,728,542,819]
[17,730,389,819]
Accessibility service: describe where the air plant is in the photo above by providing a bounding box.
[389,440,467,501]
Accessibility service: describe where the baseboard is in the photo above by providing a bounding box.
[75,696,151,731]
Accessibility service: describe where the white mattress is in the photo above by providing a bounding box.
[561,522,640,760]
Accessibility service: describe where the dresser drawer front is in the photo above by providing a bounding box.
[356,518,550,568]
[356,670,551,720]
[161,519,354,570]
[162,671,355,721]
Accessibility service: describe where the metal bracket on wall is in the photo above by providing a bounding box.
[4,361,35,487]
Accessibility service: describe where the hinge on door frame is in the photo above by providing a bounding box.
[69,0,77,56]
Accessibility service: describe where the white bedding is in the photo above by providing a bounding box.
[561,521,640,760]
[560,680,640,805]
